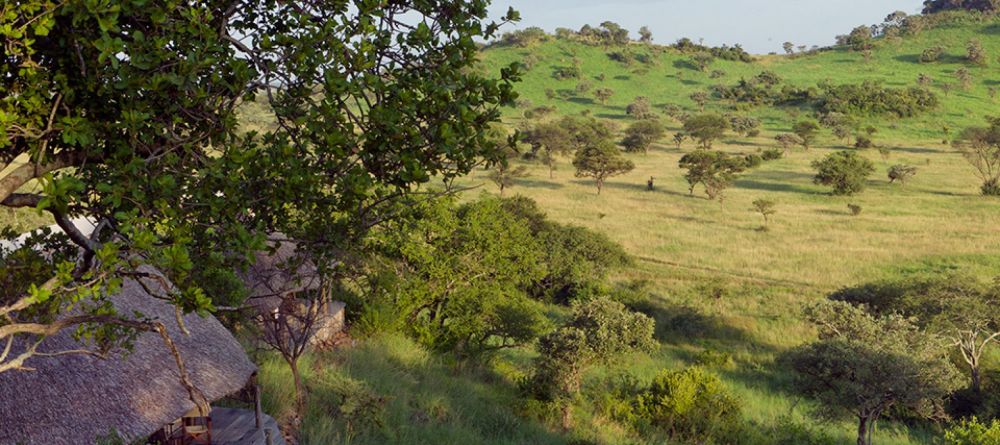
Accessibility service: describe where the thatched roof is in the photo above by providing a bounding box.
[0,272,257,445]
[241,237,321,301]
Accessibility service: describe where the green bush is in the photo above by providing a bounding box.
[628,367,743,442]
[944,417,1000,445]
[761,148,784,161]
[920,46,945,63]
[812,151,876,195]
[818,81,939,118]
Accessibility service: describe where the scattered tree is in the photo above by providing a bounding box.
[690,91,709,111]
[955,117,1000,195]
[967,38,988,66]
[812,151,876,195]
[783,42,795,55]
[621,120,666,154]
[783,301,962,445]
[955,67,973,90]
[683,114,730,148]
[626,96,654,119]
[638,26,653,43]
[679,150,747,201]
[792,120,821,149]
[775,133,801,151]
[691,51,715,72]
[573,139,636,194]
[752,199,777,229]
[594,87,615,104]
[887,164,917,184]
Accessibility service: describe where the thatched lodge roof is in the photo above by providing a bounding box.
[241,236,321,301]
[0,271,257,445]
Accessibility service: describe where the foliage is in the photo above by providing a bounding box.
[672,38,754,63]
[487,128,529,196]
[593,88,615,104]
[621,120,666,153]
[888,165,918,184]
[523,297,655,428]
[967,38,988,65]
[573,139,635,194]
[0,0,518,373]
[775,133,802,150]
[792,120,821,149]
[818,81,939,117]
[613,367,743,442]
[679,150,748,201]
[782,300,962,445]
[848,203,863,216]
[729,115,762,137]
[683,114,730,149]
[532,224,632,305]
[557,116,615,152]
[944,417,1000,445]
[955,117,1000,195]
[523,122,573,177]
[553,65,583,80]
[500,27,549,47]
[752,199,777,227]
[812,151,876,195]
[761,148,785,161]
[923,0,1000,14]
[625,96,654,119]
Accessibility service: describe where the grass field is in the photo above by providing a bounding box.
[248,14,1000,445]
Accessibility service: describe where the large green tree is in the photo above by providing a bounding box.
[573,139,635,194]
[0,0,519,379]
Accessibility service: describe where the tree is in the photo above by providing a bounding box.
[573,139,635,194]
[626,96,654,119]
[683,114,730,149]
[812,151,876,195]
[0,0,518,376]
[955,67,974,90]
[488,144,530,197]
[752,199,776,228]
[558,115,615,152]
[967,39,988,66]
[594,88,615,104]
[792,120,821,149]
[524,123,573,178]
[887,164,917,184]
[955,117,1000,195]
[775,133,802,151]
[638,26,653,43]
[621,120,666,154]
[783,301,962,445]
[525,297,655,429]
[846,25,874,51]
[690,91,709,111]
[691,51,715,72]
[783,42,795,55]
[679,150,747,201]
[729,116,761,137]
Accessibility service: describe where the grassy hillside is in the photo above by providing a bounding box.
[478,17,1000,142]
[252,14,1000,445]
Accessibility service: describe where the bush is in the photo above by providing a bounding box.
[944,417,1000,445]
[920,46,945,63]
[683,114,730,148]
[553,65,582,80]
[626,96,654,119]
[744,153,763,168]
[848,203,863,216]
[819,81,939,118]
[621,119,665,153]
[626,367,743,442]
[812,151,876,195]
[761,148,784,160]
[534,223,632,304]
[854,135,874,149]
[888,164,917,184]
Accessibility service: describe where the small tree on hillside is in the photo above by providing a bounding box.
[955,67,974,90]
[955,117,1000,196]
[524,122,574,179]
[573,139,636,194]
[683,114,730,149]
[525,297,655,430]
[775,133,801,151]
[690,91,709,111]
[752,199,776,229]
[593,88,615,104]
[888,164,917,184]
[691,51,714,72]
[488,144,530,197]
[967,38,988,66]
[783,301,962,445]
[679,150,747,201]
[626,96,654,119]
[621,119,666,154]
[783,42,795,55]
[812,151,876,195]
[846,25,874,51]
[792,120,821,149]
[638,26,653,43]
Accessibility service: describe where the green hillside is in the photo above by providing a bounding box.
[478,14,1000,143]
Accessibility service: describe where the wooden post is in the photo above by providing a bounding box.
[264,428,274,445]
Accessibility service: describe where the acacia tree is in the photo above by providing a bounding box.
[955,117,1000,195]
[683,114,730,149]
[0,0,519,375]
[573,139,635,194]
[679,150,747,201]
[793,120,821,149]
[621,119,666,154]
[783,301,961,445]
[593,88,615,104]
[524,122,573,178]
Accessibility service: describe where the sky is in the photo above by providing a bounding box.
[487,0,923,54]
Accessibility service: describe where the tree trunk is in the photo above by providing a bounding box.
[288,357,306,418]
[971,364,981,393]
[857,416,869,445]
[596,179,603,195]
[560,403,572,431]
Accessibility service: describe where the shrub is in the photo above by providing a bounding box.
[819,81,939,118]
[553,65,582,80]
[967,39,988,66]
[812,151,876,195]
[920,46,945,63]
[854,135,874,149]
[621,119,666,153]
[626,96,654,119]
[534,224,632,304]
[793,120,821,149]
[848,203,863,216]
[683,114,730,148]
[629,367,743,441]
[729,115,761,137]
[888,164,917,184]
[944,417,1000,445]
[761,148,784,161]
